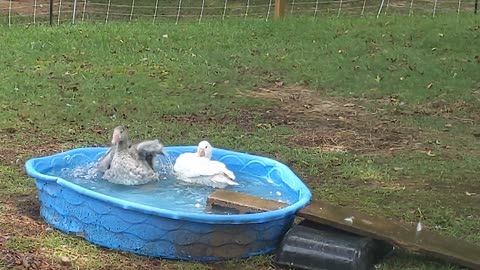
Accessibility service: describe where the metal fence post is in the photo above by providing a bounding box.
[72,0,77,23]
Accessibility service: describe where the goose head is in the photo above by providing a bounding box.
[197,140,213,159]
[111,126,129,147]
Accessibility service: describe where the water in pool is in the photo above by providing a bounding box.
[47,158,299,214]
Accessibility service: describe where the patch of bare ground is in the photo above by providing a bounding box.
[0,204,66,270]
[412,100,480,123]
[158,108,261,137]
[0,125,110,168]
[0,136,67,167]
[0,0,50,16]
[0,249,68,270]
[246,86,422,153]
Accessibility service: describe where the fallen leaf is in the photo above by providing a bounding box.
[429,140,441,145]
[465,191,476,196]
[256,123,273,129]
[343,103,355,107]
[427,83,433,89]
[375,75,382,83]
[425,150,435,157]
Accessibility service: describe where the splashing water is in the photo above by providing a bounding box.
[48,158,299,214]
[155,154,175,175]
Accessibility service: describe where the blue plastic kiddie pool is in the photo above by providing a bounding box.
[25,146,312,261]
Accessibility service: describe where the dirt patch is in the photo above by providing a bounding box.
[0,0,51,17]
[159,109,259,133]
[0,250,69,270]
[0,205,65,270]
[0,206,46,236]
[246,86,421,153]
[13,194,42,222]
[0,126,101,168]
[412,100,480,123]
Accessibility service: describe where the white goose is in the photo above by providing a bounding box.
[173,141,238,188]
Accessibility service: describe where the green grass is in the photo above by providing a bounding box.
[0,165,35,196]
[0,15,479,269]
[1,16,479,127]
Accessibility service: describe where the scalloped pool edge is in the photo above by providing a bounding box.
[25,146,312,261]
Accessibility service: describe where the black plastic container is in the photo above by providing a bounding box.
[275,220,393,270]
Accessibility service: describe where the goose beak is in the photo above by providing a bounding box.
[111,131,120,145]
[199,149,205,157]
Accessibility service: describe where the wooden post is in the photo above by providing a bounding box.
[274,0,287,18]
[49,0,53,25]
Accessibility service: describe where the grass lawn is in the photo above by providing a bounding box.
[0,15,479,269]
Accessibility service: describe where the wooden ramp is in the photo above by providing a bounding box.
[207,190,480,270]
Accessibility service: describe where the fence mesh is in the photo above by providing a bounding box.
[1,0,478,26]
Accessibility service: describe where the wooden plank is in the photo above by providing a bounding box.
[206,189,286,213]
[274,0,287,18]
[207,190,480,270]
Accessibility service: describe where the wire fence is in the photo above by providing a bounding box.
[1,0,478,26]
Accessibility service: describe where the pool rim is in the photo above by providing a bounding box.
[25,146,312,225]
